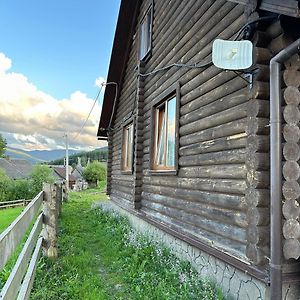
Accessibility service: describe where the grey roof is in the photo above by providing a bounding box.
[0,158,33,179]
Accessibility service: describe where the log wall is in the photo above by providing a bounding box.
[143,0,253,262]
[107,0,284,268]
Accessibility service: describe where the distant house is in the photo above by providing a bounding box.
[0,158,33,179]
[71,157,84,180]
[71,158,87,191]
[50,165,76,189]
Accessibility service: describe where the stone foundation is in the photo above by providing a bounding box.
[96,201,299,300]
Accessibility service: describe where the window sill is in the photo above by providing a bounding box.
[149,170,178,176]
[121,170,133,175]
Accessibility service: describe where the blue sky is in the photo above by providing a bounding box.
[0,0,120,150]
[0,0,120,99]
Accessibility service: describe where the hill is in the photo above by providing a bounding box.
[48,147,108,167]
[5,147,80,164]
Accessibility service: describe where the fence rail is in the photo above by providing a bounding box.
[0,182,67,300]
[0,199,32,210]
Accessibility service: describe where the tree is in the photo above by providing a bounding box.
[0,168,13,201]
[83,161,106,187]
[0,134,7,157]
[30,165,55,195]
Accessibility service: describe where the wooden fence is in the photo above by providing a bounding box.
[0,182,67,300]
[0,199,32,210]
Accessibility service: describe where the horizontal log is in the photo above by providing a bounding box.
[179,134,247,156]
[283,161,300,181]
[252,31,271,48]
[284,69,300,87]
[266,20,282,39]
[246,243,268,265]
[282,200,300,220]
[142,192,247,228]
[141,206,247,256]
[284,86,300,105]
[181,76,247,114]
[143,176,246,195]
[142,184,246,210]
[110,184,133,195]
[179,164,247,179]
[283,142,300,161]
[246,135,270,152]
[245,152,270,170]
[246,117,269,135]
[180,118,247,146]
[179,149,246,167]
[283,238,300,260]
[252,47,272,65]
[247,99,270,118]
[247,225,269,246]
[245,188,270,207]
[141,199,247,243]
[246,170,269,189]
[283,219,300,239]
[180,102,248,136]
[283,105,300,125]
[269,34,293,55]
[247,207,270,226]
[283,124,300,143]
[283,180,300,201]
[180,88,250,125]
[284,54,300,70]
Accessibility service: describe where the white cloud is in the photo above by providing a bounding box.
[0,53,12,74]
[0,52,107,151]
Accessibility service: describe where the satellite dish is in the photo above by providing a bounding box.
[212,39,253,70]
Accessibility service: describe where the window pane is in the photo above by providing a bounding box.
[140,22,146,58]
[140,8,151,59]
[127,124,133,168]
[156,108,165,166]
[166,97,176,167]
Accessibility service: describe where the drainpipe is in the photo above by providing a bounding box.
[270,38,300,300]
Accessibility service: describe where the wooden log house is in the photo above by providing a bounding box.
[98,0,300,298]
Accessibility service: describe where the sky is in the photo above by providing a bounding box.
[0,0,120,151]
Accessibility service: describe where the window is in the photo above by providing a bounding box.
[121,122,134,172]
[153,96,177,171]
[139,7,152,60]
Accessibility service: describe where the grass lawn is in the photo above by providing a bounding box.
[0,206,24,233]
[31,184,224,300]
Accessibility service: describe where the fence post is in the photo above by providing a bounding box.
[62,181,68,202]
[42,183,58,259]
[55,182,63,216]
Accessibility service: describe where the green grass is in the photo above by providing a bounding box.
[0,206,24,233]
[31,184,225,300]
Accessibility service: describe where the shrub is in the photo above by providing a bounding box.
[30,165,55,195]
[83,161,106,185]
[11,180,34,200]
[0,168,13,202]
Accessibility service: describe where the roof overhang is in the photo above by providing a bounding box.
[97,0,141,139]
[228,0,300,17]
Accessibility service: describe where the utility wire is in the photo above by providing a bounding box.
[138,16,278,79]
[138,60,213,77]
[234,15,279,41]
[73,83,104,141]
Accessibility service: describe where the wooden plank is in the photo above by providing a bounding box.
[0,199,28,206]
[0,191,43,271]
[17,237,43,300]
[0,213,43,300]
